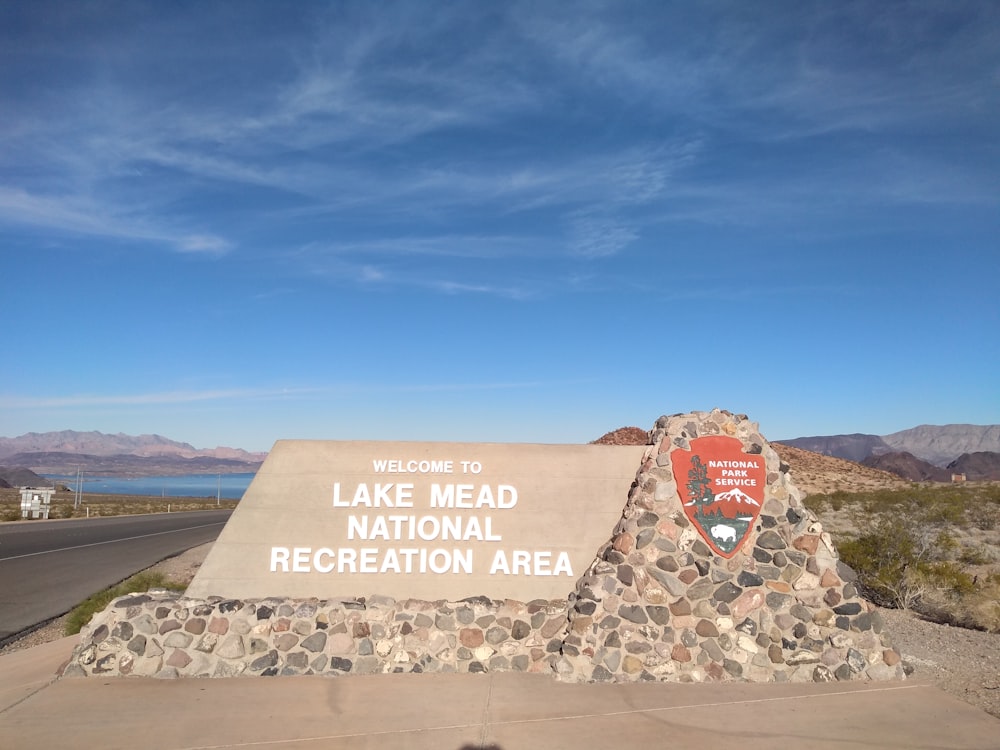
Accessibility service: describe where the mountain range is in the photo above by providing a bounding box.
[0,430,266,477]
[3,423,998,483]
[779,424,1000,481]
[779,424,1000,466]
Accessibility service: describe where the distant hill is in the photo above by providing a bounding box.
[0,430,266,477]
[769,444,906,496]
[778,433,890,463]
[881,424,1000,466]
[781,424,1000,467]
[592,427,648,446]
[946,452,1000,481]
[0,466,53,488]
[861,452,952,482]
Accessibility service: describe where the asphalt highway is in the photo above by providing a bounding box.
[0,510,231,644]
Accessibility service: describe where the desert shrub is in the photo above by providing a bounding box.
[802,495,826,513]
[49,502,80,519]
[838,516,931,609]
[803,490,849,513]
[919,561,976,595]
[828,484,999,525]
[836,504,1000,630]
[934,529,960,557]
[958,545,993,566]
[64,571,186,636]
[922,496,966,525]
[970,502,1000,531]
[919,571,1000,633]
[837,512,976,609]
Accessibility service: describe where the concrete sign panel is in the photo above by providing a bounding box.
[187,440,645,601]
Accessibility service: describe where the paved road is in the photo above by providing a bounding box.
[0,510,231,643]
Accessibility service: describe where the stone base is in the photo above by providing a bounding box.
[64,588,902,682]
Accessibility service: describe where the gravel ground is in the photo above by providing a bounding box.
[3,543,998,719]
[879,607,1000,718]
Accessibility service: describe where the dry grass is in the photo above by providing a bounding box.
[0,487,238,521]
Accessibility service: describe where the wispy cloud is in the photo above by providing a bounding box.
[0,187,232,254]
[300,255,540,299]
[291,234,545,297]
[0,378,567,410]
[0,388,317,409]
[567,216,638,258]
[1,1,995,287]
[299,234,538,261]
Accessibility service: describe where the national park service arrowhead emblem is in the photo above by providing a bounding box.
[671,436,766,558]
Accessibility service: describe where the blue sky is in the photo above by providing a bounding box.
[2,1,998,452]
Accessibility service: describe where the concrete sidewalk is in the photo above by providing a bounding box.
[1,637,998,749]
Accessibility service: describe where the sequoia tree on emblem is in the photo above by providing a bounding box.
[671,435,766,557]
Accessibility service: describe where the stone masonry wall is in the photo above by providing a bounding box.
[65,410,903,683]
[63,594,572,679]
[556,411,904,683]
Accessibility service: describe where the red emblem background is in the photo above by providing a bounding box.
[671,436,767,558]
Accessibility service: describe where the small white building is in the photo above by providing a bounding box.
[20,487,55,519]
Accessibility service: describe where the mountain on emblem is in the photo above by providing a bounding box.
[682,486,761,509]
[712,487,761,508]
[671,435,767,558]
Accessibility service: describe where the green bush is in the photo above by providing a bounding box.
[837,511,984,610]
[838,516,928,609]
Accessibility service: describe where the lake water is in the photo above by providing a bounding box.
[43,472,255,499]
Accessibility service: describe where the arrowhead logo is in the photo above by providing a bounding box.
[671,436,766,558]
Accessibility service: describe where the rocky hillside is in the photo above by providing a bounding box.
[591,426,648,446]
[779,433,890,463]
[862,452,952,482]
[883,424,1000,465]
[947,452,1000,481]
[0,467,52,489]
[770,444,907,495]
[591,426,906,496]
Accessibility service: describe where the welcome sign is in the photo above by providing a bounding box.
[187,440,645,601]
